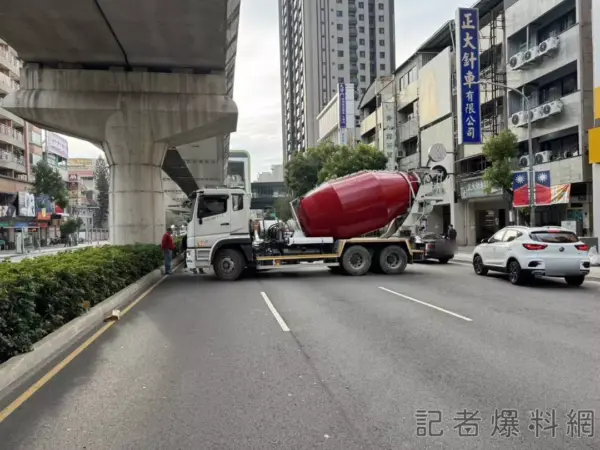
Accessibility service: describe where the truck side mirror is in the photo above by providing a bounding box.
[198,218,203,225]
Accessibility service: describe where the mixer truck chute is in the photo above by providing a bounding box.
[185,145,449,281]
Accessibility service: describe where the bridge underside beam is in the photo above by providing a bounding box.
[4,67,237,245]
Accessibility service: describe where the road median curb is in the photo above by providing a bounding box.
[0,256,182,400]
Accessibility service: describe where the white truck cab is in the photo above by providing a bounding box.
[186,187,254,275]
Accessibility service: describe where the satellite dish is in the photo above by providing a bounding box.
[428,144,447,163]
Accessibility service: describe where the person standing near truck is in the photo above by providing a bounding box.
[446,224,458,251]
[161,227,176,274]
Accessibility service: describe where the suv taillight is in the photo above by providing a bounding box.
[575,244,589,251]
[522,243,547,251]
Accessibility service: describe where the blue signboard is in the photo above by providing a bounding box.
[456,8,482,144]
[338,83,347,129]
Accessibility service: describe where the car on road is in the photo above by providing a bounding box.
[471,226,591,286]
[414,233,456,264]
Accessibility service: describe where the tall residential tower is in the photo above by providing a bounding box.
[278,0,395,163]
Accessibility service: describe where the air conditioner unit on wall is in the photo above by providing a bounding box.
[519,155,530,167]
[535,150,553,164]
[508,52,525,70]
[539,100,564,119]
[523,46,540,65]
[511,111,528,127]
[530,106,545,122]
[538,36,559,57]
[561,148,580,158]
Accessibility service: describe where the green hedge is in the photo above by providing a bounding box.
[0,244,163,364]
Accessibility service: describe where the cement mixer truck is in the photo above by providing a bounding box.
[184,145,450,281]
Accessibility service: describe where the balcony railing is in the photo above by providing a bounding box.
[0,49,20,73]
[0,72,19,91]
[0,150,25,167]
[0,124,23,142]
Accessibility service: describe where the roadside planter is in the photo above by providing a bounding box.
[0,245,187,398]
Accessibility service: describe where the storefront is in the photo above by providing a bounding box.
[458,177,510,245]
[515,182,592,237]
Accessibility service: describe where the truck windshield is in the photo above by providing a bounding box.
[530,231,578,243]
[197,195,228,219]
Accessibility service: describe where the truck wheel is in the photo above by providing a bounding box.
[341,245,371,276]
[213,248,245,281]
[379,245,408,274]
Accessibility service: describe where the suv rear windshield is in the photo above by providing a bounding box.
[530,231,578,243]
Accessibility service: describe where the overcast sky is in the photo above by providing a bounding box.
[65,0,468,180]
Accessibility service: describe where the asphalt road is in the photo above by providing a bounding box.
[1,261,599,449]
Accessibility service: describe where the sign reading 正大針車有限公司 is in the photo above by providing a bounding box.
[338,83,346,129]
[455,7,482,145]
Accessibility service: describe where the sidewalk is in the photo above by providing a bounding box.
[452,249,600,281]
[1,241,109,261]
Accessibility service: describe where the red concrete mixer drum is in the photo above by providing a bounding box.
[296,171,421,239]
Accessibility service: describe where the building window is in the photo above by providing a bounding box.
[338,64,344,70]
[359,14,364,20]
[378,3,384,9]
[359,38,365,45]
[337,37,343,43]
[380,51,385,58]
[360,63,366,69]
[360,75,366,82]
[358,1,364,7]
[336,10,343,17]
[338,50,344,57]
[379,39,385,46]
[337,0,343,3]
[360,51,366,57]
[380,64,386,71]
[379,28,384,34]
[339,77,345,83]
[359,26,365,33]
[337,24,343,30]
[378,15,384,22]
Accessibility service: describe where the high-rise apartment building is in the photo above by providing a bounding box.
[0,38,27,193]
[278,0,395,163]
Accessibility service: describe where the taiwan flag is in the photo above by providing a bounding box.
[512,171,529,207]
[535,170,552,206]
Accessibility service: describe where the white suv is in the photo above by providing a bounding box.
[472,226,591,286]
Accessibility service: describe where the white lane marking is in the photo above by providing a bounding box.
[261,292,290,331]
[378,286,473,322]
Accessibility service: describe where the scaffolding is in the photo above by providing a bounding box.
[478,5,507,138]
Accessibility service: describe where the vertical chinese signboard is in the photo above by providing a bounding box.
[338,83,347,145]
[381,101,397,170]
[455,8,482,145]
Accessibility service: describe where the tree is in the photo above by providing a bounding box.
[94,157,110,228]
[318,144,388,182]
[482,130,519,196]
[284,143,388,197]
[31,159,69,209]
[284,143,334,196]
[60,217,84,243]
[273,197,293,222]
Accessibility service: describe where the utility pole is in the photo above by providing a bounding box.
[475,80,535,226]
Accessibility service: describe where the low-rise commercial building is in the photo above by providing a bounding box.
[316,83,359,148]
[358,0,595,245]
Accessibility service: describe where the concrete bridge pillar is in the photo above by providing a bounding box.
[3,66,237,245]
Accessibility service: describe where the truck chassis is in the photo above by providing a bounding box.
[187,235,425,281]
